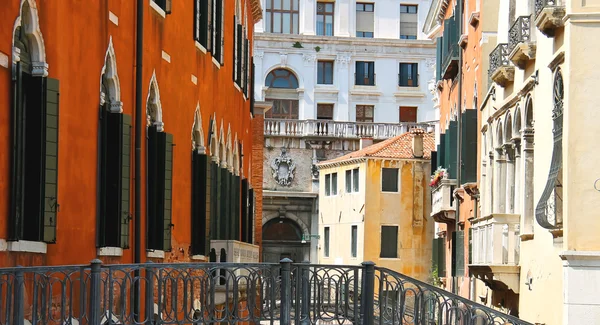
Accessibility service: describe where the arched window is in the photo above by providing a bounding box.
[266,69,299,88]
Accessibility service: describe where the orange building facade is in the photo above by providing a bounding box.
[423,0,483,298]
[0,0,263,267]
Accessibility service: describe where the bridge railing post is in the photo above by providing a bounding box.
[89,259,102,325]
[280,258,293,325]
[361,261,375,325]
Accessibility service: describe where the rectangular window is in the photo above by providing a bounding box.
[356,105,374,122]
[400,106,418,123]
[191,152,208,255]
[317,2,334,36]
[152,0,172,13]
[213,0,224,63]
[381,168,399,192]
[380,225,398,258]
[355,61,375,86]
[266,0,300,34]
[194,0,209,47]
[325,174,331,196]
[351,225,358,257]
[400,5,418,39]
[265,98,299,119]
[317,61,334,84]
[331,172,338,195]
[324,227,330,257]
[399,63,418,87]
[345,168,360,193]
[356,3,374,38]
[317,103,334,120]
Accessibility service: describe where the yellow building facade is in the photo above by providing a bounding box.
[317,130,435,281]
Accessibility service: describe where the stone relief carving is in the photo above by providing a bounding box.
[271,148,296,186]
[302,53,316,64]
[425,58,436,70]
[335,54,351,66]
[280,53,288,67]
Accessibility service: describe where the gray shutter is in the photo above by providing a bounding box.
[163,133,174,251]
[43,78,60,243]
[452,231,465,276]
[233,17,237,82]
[120,114,132,248]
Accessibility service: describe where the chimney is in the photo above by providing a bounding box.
[411,128,425,158]
[360,138,373,150]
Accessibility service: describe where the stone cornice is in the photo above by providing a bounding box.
[254,33,435,49]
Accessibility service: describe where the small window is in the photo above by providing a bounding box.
[317,61,334,84]
[324,226,330,257]
[325,174,331,196]
[331,172,338,195]
[351,225,358,257]
[317,2,334,36]
[399,63,418,87]
[265,0,300,34]
[152,0,172,13]
[355,61,375,86]
[345,168,360,193]
[317,103,334,120]
[356,105,374,122]
[400,5,418,39]
[265,98,299,119]
[356,3,374,38]
[382,168,399,192]
[380,226,398,258]
[400,106,418,123]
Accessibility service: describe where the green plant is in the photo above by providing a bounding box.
[315,46,321,52]
[430,266,443,287]
[292,41,303,48]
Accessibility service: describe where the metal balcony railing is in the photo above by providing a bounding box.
[508,15,532,54]
[398,73,419,87]
[535,0,562,17]
[264,119,434,140]
[0,259,534,325]
[354,73,376,86]
[488,43,510,80]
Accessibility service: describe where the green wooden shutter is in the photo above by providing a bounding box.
[147,126,160,250]
[461,109,478,183]
[233,175,241,241]
[452,231,465,277]
[248,189,254,243]
[436,38,443,81]
[241,179,249,243]
[430,151,437,175]
[438,134,445,171]
[43,78,60,243]
[243,39,249,96]
[444,121,458,178]
[218,167,226,240]
[432,238,440,272]
[10,62,25,241]
[120,114,132,249]
[163,133,174,251]
[438,237,446,276]
[192,152,208,255]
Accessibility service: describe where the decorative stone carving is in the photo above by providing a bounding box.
[302,53,316,64]
[279,53,288,67]
[425,58,436,70]
[254,50,264,61]
[335,54,351,67]
[271,148,296,186]
[31,61,49,77]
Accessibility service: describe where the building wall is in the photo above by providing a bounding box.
[319,158,433,281]
[0,0,259,266]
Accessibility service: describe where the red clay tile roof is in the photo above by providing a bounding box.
[319,131,435,165]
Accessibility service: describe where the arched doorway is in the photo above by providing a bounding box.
[262,217,308,263]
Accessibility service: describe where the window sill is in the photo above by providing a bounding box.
[98,247,124,257]
[191,254,207,261]
[212,57,221,69]
[147,250,165,259]
[234,82,242,92]
[195,41,207,54]
[149,0,166,18]
[379,257,400,260]
[7,240,47,254]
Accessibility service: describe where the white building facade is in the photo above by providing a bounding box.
[254,0,437,264]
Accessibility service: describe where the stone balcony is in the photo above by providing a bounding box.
[264,119,434,140]
[469,213,521,293]
[534,0,565,37]
[508,15,536,69]
[489,43,514,87]
[430,178,457,223]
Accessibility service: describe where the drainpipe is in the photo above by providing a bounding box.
[134,0,144,320]
[454,0,464,295]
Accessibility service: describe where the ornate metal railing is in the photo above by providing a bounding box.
[488,43,510,80]
[264,119,434,140]
[0,260,533,325]
[508,15,532,54]
[535,0,562,18]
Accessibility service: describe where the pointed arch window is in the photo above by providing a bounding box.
[191,107,209,256]
[10,3,59,245]
[97,42,131,249]
[535,69,563,230]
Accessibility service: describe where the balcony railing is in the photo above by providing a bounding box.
[508,15,536,68]
[535,0,561,17]
[488,43,514,87]
[442,42,459,80]
[431,178,457,223]
[398,73,419,87]
[355,73,376,86]
[264,119,434,140]
[0,259,533,325]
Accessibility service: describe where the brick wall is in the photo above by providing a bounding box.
[251,115,264,261]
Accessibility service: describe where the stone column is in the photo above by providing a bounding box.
[494,147,506,214]
[487,150,494,216]
[504,144,515,214]
[513,138,522,214]
[253,51,265,101]
[521,128,535,237]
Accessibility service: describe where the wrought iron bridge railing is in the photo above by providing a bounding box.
[488,43,510,80]
[0,259,533,325]
[508,15,532,54]
[264,119,435,140]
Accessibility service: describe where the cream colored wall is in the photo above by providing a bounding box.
[318,162,367,266]
[363,159,433,282]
